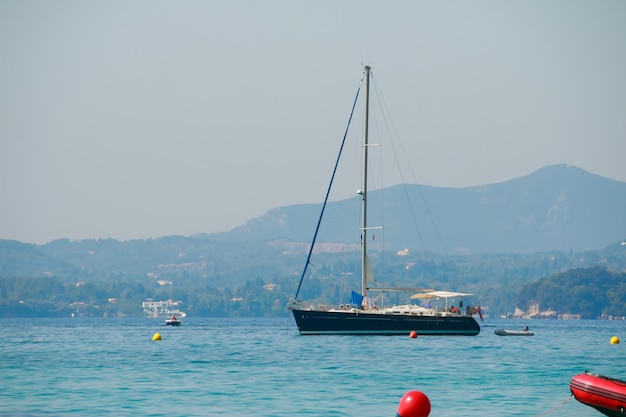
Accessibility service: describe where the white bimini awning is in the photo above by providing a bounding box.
[410,291,474,300]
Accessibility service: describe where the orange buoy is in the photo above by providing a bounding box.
[409,330,418,338]
[396,390,431,417]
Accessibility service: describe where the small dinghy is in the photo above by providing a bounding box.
[570,371,626,417]
[165,316,181,326]
[494,328,534,336]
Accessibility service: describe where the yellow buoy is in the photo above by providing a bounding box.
[610,336,620,345]
[152,332,162,341]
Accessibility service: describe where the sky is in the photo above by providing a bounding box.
[1,0,625,244]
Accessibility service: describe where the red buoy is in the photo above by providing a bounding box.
[409,330,418,338]
[396,390,431,417]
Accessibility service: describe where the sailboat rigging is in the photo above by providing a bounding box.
[288,66,481,336]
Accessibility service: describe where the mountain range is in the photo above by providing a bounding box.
[208,164,626,254]
[2,163,626,318]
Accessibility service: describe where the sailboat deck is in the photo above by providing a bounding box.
[318,305,466,318]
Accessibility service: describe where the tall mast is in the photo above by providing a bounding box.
[361,65,370,298]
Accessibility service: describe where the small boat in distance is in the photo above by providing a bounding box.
[288,66,481,336]
[165,316,181,326]
[570,371,626,417]
[494,327,534,336]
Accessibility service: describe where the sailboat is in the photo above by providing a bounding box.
[288,66,481,336]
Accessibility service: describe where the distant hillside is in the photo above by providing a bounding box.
[1,233,626,318]
[208,164,626,253]
[0,239,78,278]
[515,266,626,319]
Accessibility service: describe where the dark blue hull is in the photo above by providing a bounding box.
[291,309,480,335]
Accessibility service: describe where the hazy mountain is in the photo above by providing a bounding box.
[208,164,626,254]
[0,239,79,278]
[2,163,626,318]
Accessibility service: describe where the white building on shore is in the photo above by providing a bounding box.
[142,299,186,318]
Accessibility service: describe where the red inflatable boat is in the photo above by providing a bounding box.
[570,371,626,417]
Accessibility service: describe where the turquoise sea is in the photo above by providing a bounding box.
[1,317,625,417]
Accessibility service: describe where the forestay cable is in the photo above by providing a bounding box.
[292,80,363,302]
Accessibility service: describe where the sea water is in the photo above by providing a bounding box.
[1,317,624,417]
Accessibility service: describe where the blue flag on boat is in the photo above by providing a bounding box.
[350,291,364,307]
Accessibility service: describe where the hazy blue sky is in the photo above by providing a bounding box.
[1,1,625,244]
